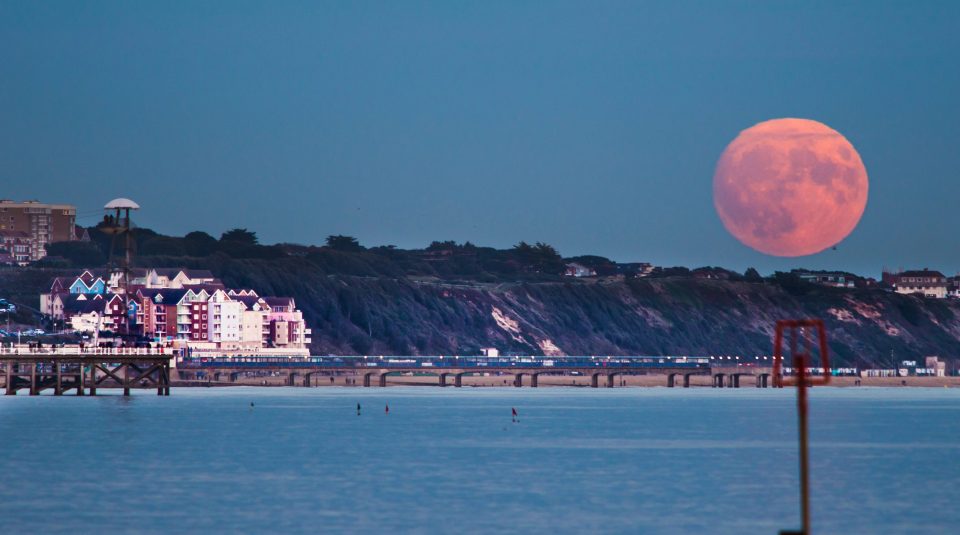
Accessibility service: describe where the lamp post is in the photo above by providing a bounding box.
[92,311,101,350]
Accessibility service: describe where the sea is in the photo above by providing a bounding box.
[1,386,957,534]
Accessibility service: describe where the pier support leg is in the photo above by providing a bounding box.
[667,374,675,388]
[455,374,463,387]
[89,366,97,396]
[607,374,615,388]
[683,374,691,388]
[55,361,62,396]
[165,363,171,395]
[123,364,131,396]
[379,374,387,387]
[78,363,85,396]
[733,375,740,388]
[514,374,523,387]
[531,374,538,388]
[591,373,600,388]
[30,363,37,395]
[5,361,13,395]
[363,374,371,387]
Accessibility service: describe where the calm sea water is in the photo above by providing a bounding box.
[1,386,957,534]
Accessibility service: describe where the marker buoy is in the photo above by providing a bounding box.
[385,404,390,414]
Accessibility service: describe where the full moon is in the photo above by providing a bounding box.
[713,118,868,257]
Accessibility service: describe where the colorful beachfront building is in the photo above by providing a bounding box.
[41,268,311,353]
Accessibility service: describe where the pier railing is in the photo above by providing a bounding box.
[0,347,173,357]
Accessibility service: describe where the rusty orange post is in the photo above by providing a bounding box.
[773,319,830,535]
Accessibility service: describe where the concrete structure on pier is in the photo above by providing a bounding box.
[702,366,776,388]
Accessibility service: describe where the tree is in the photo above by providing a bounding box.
[511,241,565,275]
[220,228,258,245]
[140,237,187,257]
[325,235,364,252]
[744,267,763,282]
[427,240,458,251]
[44,241,106,267]
[184,231,219,256]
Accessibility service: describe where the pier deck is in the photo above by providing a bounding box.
[1,349,172,396]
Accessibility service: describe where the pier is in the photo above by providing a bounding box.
[176,355,783,388]
[1,348,172,396]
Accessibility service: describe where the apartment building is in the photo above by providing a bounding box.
[0,231,32,265]
[0,200,77,261]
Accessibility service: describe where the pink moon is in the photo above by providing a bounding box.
[713,118,868,257]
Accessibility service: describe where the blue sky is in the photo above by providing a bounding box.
[1,1,958,276]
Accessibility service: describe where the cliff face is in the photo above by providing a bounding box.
[211,260,959,366]
[5,262,958,366]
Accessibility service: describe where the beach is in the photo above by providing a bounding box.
[174,372,960,388]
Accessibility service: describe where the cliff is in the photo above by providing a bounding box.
[9,236,960,365]
[210,258,959,366]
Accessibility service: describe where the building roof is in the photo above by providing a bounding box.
[228,289,259,297]
[181,269,215,279]
[898,269,946,279]
[234,295,263,309]
[104,198,140,210]
[262,297,295,309]
[183,282,226,293]
[62,296,106,314]
[0,230,30,239]
[148,268,215,280]
[142,289,190,304]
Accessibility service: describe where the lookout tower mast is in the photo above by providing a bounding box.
[102,198,140,296]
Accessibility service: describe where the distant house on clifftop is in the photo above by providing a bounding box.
[564,263,596,278]
[883,268,948,298]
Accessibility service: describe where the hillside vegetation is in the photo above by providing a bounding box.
[10,228,959,365]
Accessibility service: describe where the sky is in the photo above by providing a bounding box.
[1,1,959,277]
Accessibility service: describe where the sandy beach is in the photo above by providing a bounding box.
[174,372,960,389]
